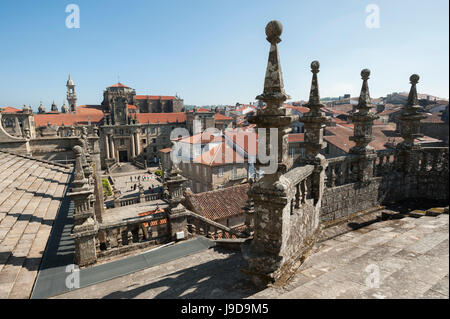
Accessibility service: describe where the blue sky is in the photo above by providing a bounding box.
[0,0,448,111]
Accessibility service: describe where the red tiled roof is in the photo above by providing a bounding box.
[108,83,130,88]
[127,104,137,110]
[135,95,177,101]
[136,112,186,124]
[215,113,233,121]
[379,108,402,116]
[284,105,310,114]
[178,132,223,145]
[422,113,445,124]
[187,107,211,113]
[193,142,245,166]
[288,133,305,143]
[0,106,22,113]
[323,123,439,153]
[330,117,347,125]
[34,105,104,127]
[184,184,249,221]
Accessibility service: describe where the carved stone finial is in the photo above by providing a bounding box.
[398,74,425,148]
[308,61,322,107]
[410,74,419,84]
[357,69,372,110]
[265,20,283,44]
[406,74,420,111]
[256,20,290,103]
[299,60,329,161]
[361,68,370,80]
[349,68,378,155]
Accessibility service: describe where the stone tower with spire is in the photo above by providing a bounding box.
[67,74,77,113]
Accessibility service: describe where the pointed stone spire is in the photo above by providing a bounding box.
[308,61,321,107]
[249,20,295,176]
[398,74,426,148]
[357,69,372,111]
[349,69,378,155]
[300,61,329,160]
[256,20,290,104]
[406,74,419,111]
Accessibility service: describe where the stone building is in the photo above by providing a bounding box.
[168,131,250,193]
[101,82,184,114]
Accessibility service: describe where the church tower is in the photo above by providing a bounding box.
[66,74,77,113]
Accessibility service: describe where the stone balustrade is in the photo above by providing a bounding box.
[325,155,359,187]
[374,149,398,177]
[185,209,247,240]
[96,212,169,258]
[112,192,162,208]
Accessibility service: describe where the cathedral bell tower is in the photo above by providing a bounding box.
[67,74,77,113]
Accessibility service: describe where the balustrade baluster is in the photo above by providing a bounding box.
[330,164,336,187]
[420,151,428,171]
[294,184,300,208]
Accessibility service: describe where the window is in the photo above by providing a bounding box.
[290,148,295,158]
[120,139,124,145]
[204,167,208,177]
[233,166,237,179]
[141,139,147,145]
[218,167,223,177]
[152,138,156,144]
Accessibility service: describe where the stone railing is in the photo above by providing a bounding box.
[185,209,248,240]
[283,164,316,208]
[324,155,359,187]
[112,192,162,208]
[96,211,169,258]
[117,196,140,207]
[373,149,399,177]
[321,146,449,222]
[144,193,162,202]
[418,147,449,173]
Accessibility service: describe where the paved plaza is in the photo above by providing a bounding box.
[53,212,449,299]
[109,164,162,197]
[0,150,72,299]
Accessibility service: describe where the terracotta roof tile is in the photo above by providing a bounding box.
[284,105,310,114]
[0,106,22,113]
[178,132,223,145]
[108,83,130,88]
[185,184,249,221]
[34,105,104,127]
[215,113,233,121]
